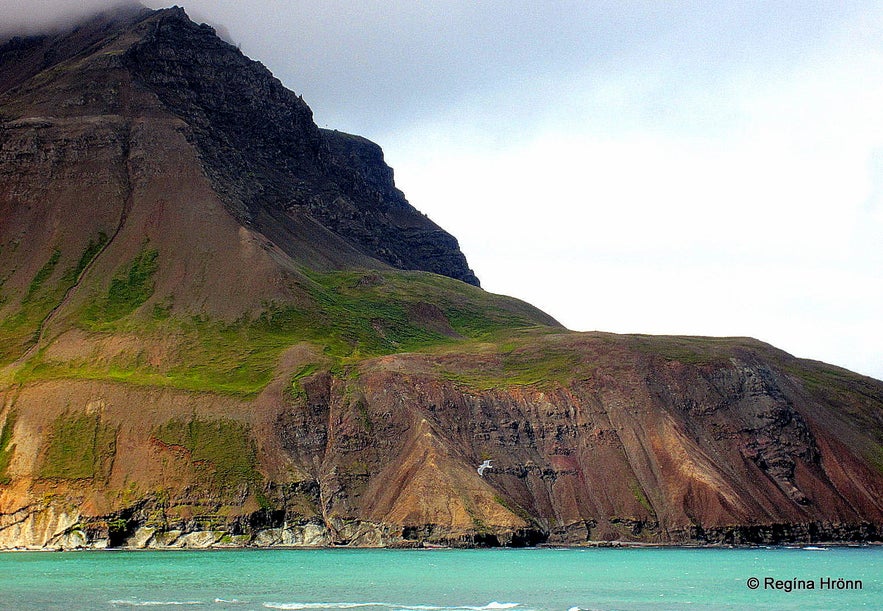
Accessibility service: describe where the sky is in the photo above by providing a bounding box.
[3,1,882,380]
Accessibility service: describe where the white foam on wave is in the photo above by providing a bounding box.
[404,604,521,611]
[110,603,204,607]
[263,605,388,610]
[262,603,520,611]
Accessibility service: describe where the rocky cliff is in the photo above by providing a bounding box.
[0,6,881,550]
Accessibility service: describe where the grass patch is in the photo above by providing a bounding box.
[784,363,863,394]
[61,232,108,283]
[493,494,532,522]
[0,235,111,365]
[152,298,173,320]
[499,346,584,386]
[23,249,61,302]
[623,335,734,366]
[784,361,883,447]
[438,335,587,390]
[82,247,159,323]
[630,480,653,514]
[865,444,883,476]
[39,412,116,480]
[153,417,259,490]
[300,269,548,353]
[0,250,65,363]
[0,411,16,485]
[20,269,558,396]
[287,363,319,401]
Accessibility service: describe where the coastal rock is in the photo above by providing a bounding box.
[277,523,332,547]
[176,531,223,548]
[48,529,85,550]
[0,505,80,550]
[251,528,283,547]
[148,530,183,548]
[127,526,156,549]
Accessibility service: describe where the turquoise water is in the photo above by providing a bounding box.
[0,547,880,610]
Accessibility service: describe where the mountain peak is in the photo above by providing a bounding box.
[1,5,480,289]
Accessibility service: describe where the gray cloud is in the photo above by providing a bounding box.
[0,0,140,38]
[136,0,876,139]
[2,1,877,138]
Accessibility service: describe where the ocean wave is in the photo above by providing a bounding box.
[262,603,520,611]
[263,605,389,610]
[110,602,204,607]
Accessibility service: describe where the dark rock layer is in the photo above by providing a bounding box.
[121,8,479,285]
[0,6,478,286]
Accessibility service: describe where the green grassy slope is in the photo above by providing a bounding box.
[10,266,560,396]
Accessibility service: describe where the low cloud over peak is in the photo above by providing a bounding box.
[0,0,144,39]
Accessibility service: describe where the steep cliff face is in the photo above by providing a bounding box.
[1,332,881,549]
[0,7,881,550]
[0,6,478,320]
[121,7,479,285]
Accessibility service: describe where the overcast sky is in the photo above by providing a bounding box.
[4,1,882,380]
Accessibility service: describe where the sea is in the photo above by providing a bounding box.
[0,546,880,610]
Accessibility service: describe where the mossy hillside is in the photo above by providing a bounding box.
[0,411,16,485]
[867,444,883,476]
[436,331,591,390]
[630,480,654,514]
[431,333,793,391]
[622,334,743,366]
[784,361,883,413]
[0,249,64,363]
[153,417,259,491]
[287,363,319,400]
[39,412,117,480]
[81,246,158,325]
[19,269,558,396]
[24,249,62,302]
[0,235,109,365]
[63,233,109,285]
[299,269,550,353]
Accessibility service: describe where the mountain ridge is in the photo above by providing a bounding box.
[0,6,881,550]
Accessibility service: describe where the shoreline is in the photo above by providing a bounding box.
[2,540,881,553]
[3,509,881,553]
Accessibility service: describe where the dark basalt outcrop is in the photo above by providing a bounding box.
[0,6,881,550]
[121,7,478,285]
[0,5,477,286]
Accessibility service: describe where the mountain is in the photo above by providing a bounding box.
[0,6,881,550]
